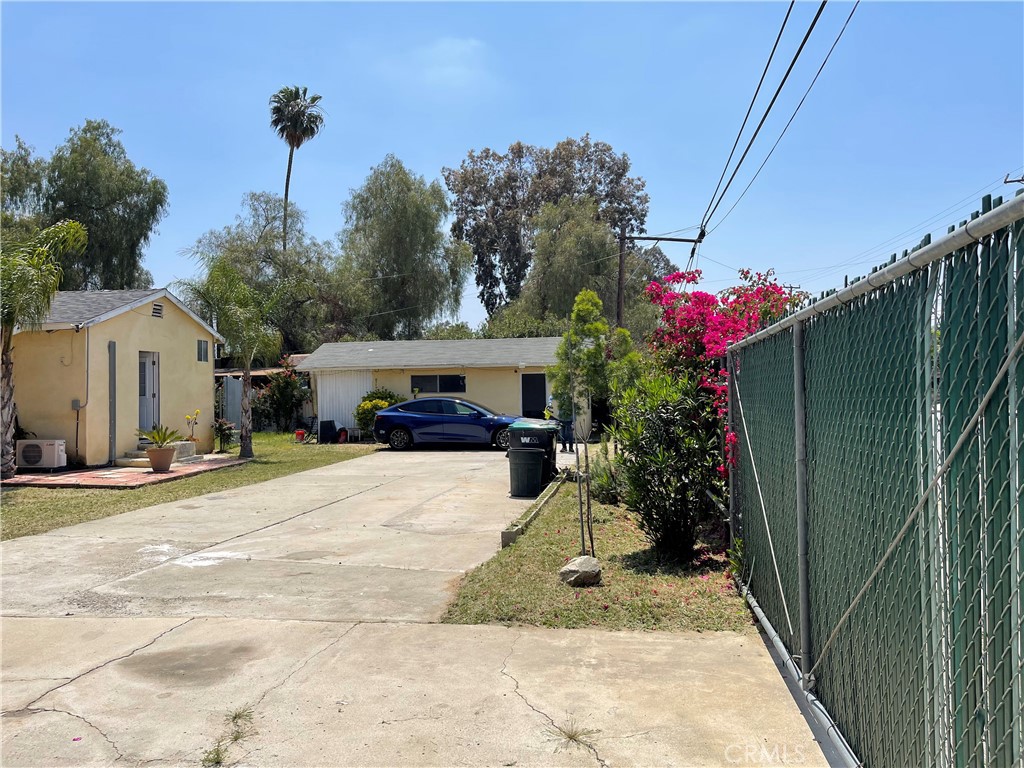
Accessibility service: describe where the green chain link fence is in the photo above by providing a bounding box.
[729,192,1023,767]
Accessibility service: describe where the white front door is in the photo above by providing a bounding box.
[139,352,160,432]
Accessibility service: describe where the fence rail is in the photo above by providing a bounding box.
[728,192,1023,767]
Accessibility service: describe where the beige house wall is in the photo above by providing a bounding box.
[12,298,217,466]
[370,366,549,416]
[10,328,89,462]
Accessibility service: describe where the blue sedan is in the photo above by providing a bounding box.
[373,397,518,450]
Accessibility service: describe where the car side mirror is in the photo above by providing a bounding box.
[471,411,482,418]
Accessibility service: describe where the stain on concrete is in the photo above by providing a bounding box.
[121,641,259,687]
[283,551,336,561]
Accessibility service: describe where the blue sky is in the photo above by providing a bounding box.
[3,2,1022,328]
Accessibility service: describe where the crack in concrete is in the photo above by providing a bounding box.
[250,621,363,713]
[499,631,608,768]
[379,711,444,726]
[5,617,195,714]
[10,706,125,762]
[2,676,72,683]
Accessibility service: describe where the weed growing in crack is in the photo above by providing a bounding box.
[545,715,601,752]
[201,740,227,767]
[227,705,256,742]
[202,704,257,765]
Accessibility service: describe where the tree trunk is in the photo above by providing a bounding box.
[1,329,17,479]
[240,366,254,459]
[282,146,294,255]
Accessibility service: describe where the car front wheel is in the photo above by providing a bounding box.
[388,428,412,450]
[493,428,511,450]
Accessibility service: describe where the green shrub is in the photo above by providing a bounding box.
[363,387,403,406]
[352,388,403,433]
[264,358,311,432]
[589,436,620,504]
[354,399,390,432]
[610,371,723,562]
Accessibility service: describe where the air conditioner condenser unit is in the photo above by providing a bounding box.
[16,439,68,469]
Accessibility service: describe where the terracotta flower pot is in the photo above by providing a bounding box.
[146,446,176,473]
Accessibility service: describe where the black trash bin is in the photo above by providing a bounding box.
[509,448,546,497]
[508,419,560,487]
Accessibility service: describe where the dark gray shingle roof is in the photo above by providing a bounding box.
[297,337,561,372]
[45,290,162,324]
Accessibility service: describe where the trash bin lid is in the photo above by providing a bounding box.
[509,418,560,432]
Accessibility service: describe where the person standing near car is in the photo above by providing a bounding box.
[551,396,574,453]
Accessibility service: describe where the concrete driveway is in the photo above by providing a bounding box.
[2,448,825,767]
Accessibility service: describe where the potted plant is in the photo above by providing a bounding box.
[136,425,184,472]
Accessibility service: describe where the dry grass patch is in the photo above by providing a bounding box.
[443,482,754,632]
[1,433,377,540]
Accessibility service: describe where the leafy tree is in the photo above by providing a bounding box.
[443,134,649,315]
[1,220,87,477]
[548,289,611,416]
[341,155,471,339]
[176,258,286,459]
[269,86,324,254]
[478,301,567,339]
[422,321,477,340]
[0,137,47,244]
[519,196,617,321]
[187,192,327,354]
[1,121,168,290]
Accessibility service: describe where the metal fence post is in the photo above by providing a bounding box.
[793,320,813,688]
[727,350,737,543]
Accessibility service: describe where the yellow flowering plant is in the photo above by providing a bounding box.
[184,408,201,440]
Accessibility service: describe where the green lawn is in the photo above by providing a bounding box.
[443,482,754,633]
[1,433,377,541]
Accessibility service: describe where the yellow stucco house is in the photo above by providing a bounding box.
[297,338,566,434]
[12,288,222,466]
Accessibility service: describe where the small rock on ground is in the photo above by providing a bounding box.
[559,555,602,587]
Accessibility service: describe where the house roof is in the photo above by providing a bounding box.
[45,289,163,324]
[26,288,224,342]
[297,337,562,372]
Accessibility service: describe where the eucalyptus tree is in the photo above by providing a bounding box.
[341,155,470,339]
[1,121,167,290]
[269,86,324,253]
[443,134,649,315]
[1,220,87,477]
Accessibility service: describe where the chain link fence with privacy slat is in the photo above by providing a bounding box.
[728,192,1023,767]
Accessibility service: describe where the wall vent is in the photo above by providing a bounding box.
[151,302,164,318]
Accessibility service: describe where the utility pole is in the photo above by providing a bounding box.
[616,224,627,328]
[615,232,705,325]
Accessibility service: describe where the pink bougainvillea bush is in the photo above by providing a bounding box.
[645,268,804,469]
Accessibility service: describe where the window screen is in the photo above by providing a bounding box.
[197,339,209,362]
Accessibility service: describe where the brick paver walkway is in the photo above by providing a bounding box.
[1,455,247,489]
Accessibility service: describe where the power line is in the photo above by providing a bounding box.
[707,0,860,236]
[701,1,796,228]
[776,170,1021,284]
[703,1,829,229]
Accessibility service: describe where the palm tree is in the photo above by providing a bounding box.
[177,258,283,459]
[269,86,324,254]
[1,220,87,477]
